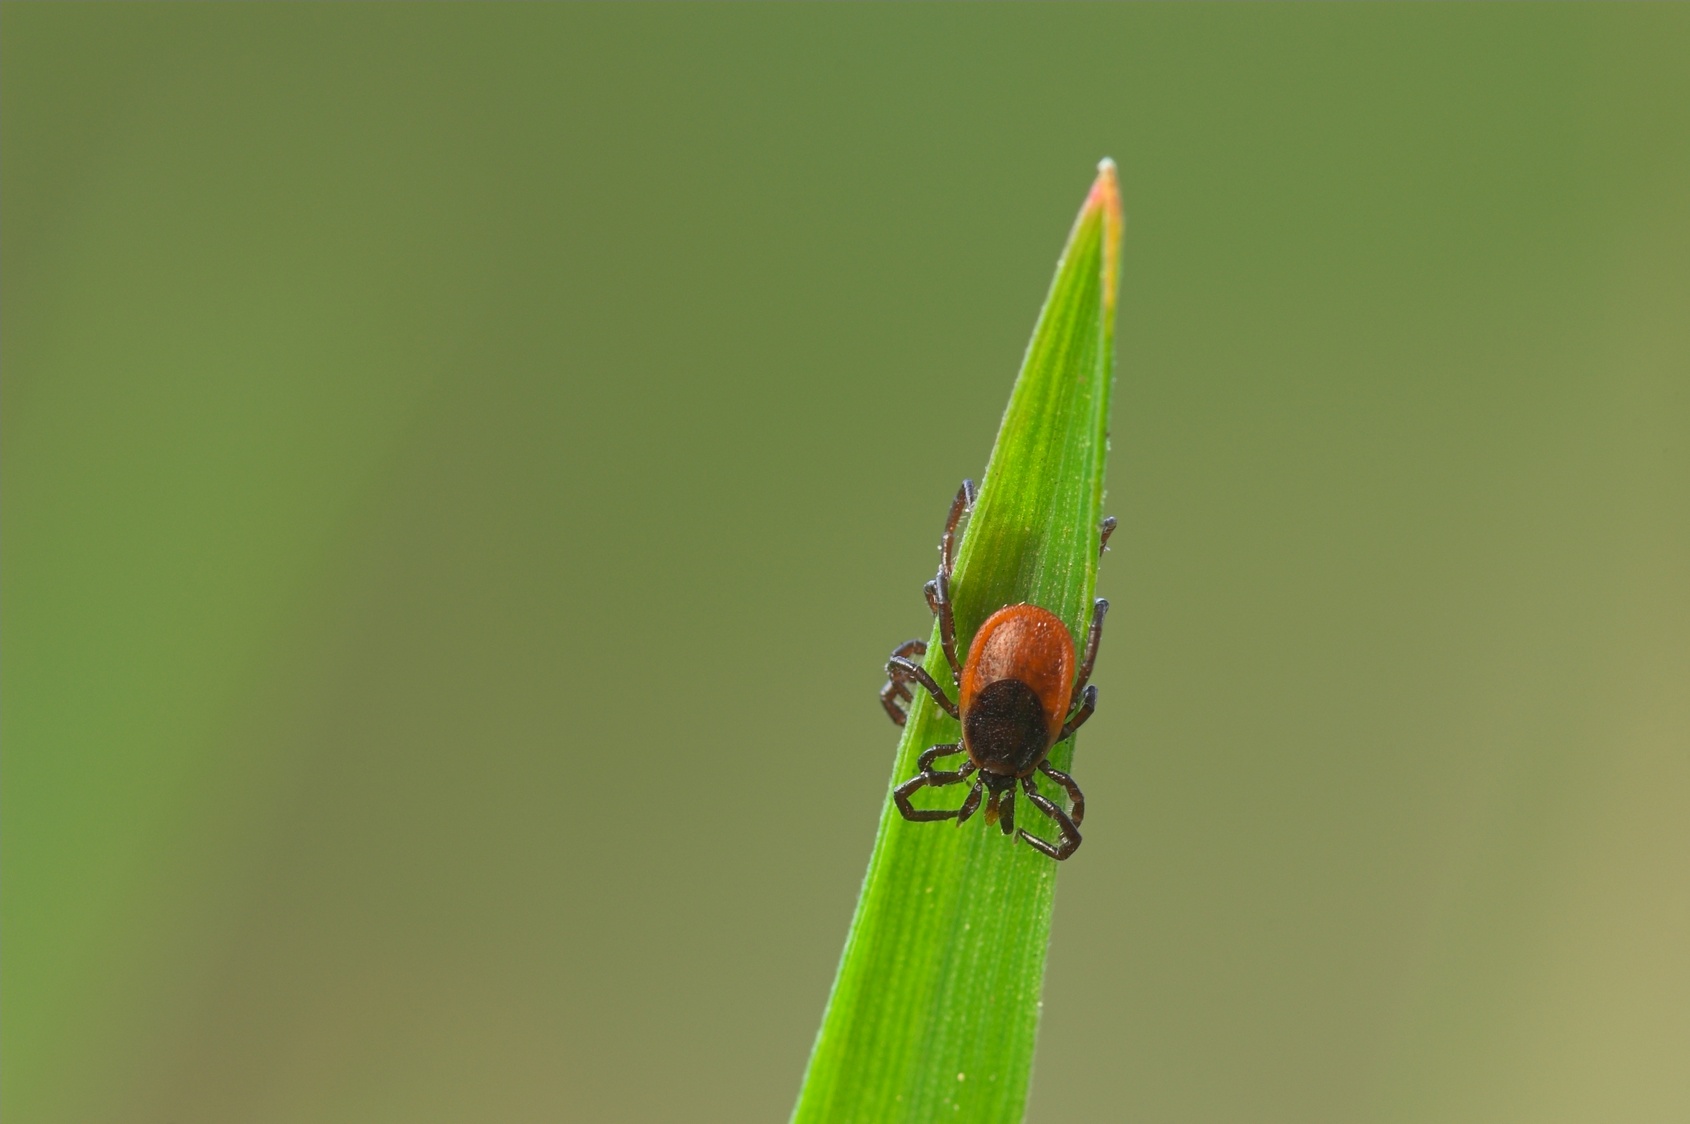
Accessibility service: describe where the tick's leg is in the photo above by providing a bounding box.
[881,639,929,725]
[918,742,965,772]
[1099,515,1117,557]
[1018,775,1082,860]
[1072,599,1109,696]
[940,479,978,579]
[886,655,959,720]
[893,760,976,822]
[1060,685,1097,740]
[955,777,985,824]
[926,480,977,687]
[889,638,926,664]
[924,575,962,688]
[1039,761,1086,827]
[881,680,913,725]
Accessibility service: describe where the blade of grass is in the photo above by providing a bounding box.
[793,160,1123,1123]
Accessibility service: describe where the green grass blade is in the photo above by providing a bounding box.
[794,160,1123,1124]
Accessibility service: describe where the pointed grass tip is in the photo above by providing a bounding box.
[1084,158,1122,314]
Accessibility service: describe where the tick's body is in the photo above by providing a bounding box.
[961,605,1074,776]
[881,480,1111,860]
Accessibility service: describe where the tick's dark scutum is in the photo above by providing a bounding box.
[963,678,1050,775]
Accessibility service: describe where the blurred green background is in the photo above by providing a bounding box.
[5,6,1688,1122]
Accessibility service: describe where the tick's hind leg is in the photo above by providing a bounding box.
[925,479,977,686]
[893,751,976,822]
[1017,775,1082,860]
[1072,599,1108,696]
[1060,685,1097,740]
[885,480,979,721]
[881,639,929,725]
[940,479,978,578]
[924,577,959,687]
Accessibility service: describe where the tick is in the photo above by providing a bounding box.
[880,480,1113,860]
